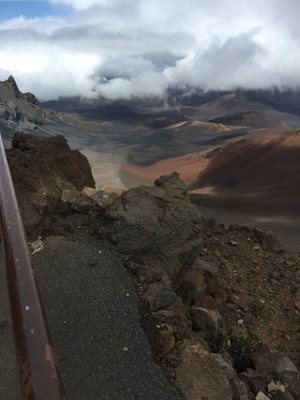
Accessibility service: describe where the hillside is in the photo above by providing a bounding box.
[182,91,300,128]
[192,131,300,197]
[121,130,300,197]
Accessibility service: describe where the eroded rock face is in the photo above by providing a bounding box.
[0,76,45,127]
[7,76,21,98]
[7,132,95,233]
[100,172,204,279]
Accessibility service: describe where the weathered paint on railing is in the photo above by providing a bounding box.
[0,134,65,400]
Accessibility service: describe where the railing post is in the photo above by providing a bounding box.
[0,134,65,399]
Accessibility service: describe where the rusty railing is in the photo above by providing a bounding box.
[0,134,65,399]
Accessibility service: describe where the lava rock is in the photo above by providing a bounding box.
[251,346,299,386]
[100,173,204,278]
[253,228,281,252]
[7,132,95,233]
[212,354,237,381]
[154,289,177,310]
[190,306,224,333]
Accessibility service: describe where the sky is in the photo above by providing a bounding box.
[0,1,71,21]
[0,0,300,100]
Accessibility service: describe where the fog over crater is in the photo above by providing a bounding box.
[1,0,300,100]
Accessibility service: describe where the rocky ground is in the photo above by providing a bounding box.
[1,133,299,400]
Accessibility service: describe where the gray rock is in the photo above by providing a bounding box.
[253,228,280,252]
[230,377,249,400]
[212,354,237,381]
[275,357,299,386]
[248,378,268,396]
[177,280,198,305]
[252,346,299,386]
[154,172,187,195]
[100,173,204,278]
[154,289,177,310]
[7,75,21,97]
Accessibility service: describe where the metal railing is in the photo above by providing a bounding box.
[0,135,65,399]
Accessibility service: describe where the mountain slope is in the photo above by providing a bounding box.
[0,76,45,129]
[121,131,300,199]
[192,131,300,197]
[183,90,300,128]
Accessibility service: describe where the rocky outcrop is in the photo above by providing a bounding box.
[0,75,44,128]
[22,92,40,106]
[7,132,95,233]
[7,76,21,98]
[100,172,204,279]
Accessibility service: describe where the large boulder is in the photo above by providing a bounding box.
[6,132,95,233]
[100,172,204,278]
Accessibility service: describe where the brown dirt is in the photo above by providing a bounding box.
[201,225,300,358]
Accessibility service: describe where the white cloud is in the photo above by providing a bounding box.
[1,0,300,99]
[50,0,134,12]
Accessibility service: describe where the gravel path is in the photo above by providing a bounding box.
[31,235,181,400]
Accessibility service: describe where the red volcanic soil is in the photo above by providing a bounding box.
[121,151,211,188]
[121,131,300,198]
[193,131,300,197]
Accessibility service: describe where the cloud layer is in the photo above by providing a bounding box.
[1,0,300,100]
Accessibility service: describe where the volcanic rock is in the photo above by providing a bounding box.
[0,76,45,127]
[256,392,269,400]
[7,132,95,233]
[100,173,204,278]
[155,324,176,361]
[155,289,177,310]
[177,263,207,305]
[22,92,40,106]
[251,346,299,386]
[190,306,224,333]
[7,75,21,98]
[253,228,280,252]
